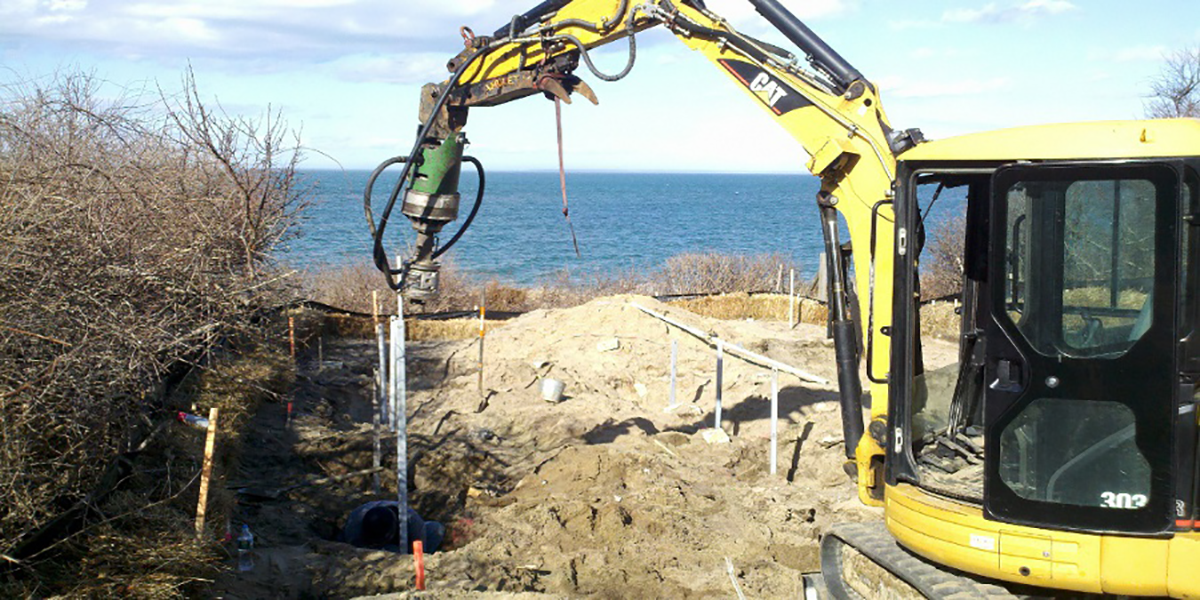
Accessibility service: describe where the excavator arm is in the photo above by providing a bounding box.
[366,0,925,506]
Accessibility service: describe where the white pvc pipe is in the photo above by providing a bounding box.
[715,341,723,430]
[395,294,408,553]
[376,324,388,426]
[629,303,829,385]
[669,339,678,409]
[770,368,779,476]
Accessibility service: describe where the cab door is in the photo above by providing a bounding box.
[984,162,1180,533]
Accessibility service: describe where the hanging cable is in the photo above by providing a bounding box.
[554,97,582,258]
[432,156,485,261]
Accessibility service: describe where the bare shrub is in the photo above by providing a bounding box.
[1146,46,1200,118]
[304,252,799,315]
[0,69,304,593]
[658,252,792,295]
[921,214,966,300]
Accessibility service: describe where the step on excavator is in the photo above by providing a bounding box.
[363,1,1200,596]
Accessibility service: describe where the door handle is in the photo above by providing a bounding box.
[990,359,1023,393]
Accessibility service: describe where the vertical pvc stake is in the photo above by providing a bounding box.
[715,341,724,431]
[396,293,409,554]
[388,319,398,432]
[371,370,381,495]
[770,368,779,476]
[376,324,388,427]
[669,339,678,409]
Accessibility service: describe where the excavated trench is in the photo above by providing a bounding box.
[211,296,955,598]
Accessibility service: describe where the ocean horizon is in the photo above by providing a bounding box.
[279,169,960,286]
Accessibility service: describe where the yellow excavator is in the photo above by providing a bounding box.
[363,0,1200,596]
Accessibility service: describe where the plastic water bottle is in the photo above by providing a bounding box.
[237,524,254,572]
[177,411,210,430]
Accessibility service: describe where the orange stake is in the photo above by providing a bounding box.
[413,540,426,590]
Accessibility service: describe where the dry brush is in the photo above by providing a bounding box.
[0,70,305,594]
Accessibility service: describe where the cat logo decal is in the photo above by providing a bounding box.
[718,59,810,116]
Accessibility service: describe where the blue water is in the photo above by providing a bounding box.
[280,170,963,285]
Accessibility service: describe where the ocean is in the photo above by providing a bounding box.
[280,170,961,285]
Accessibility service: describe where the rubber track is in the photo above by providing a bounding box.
[822,522,1019,600]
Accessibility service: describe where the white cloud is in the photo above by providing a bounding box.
[0,0,868,78]
[327,53,448,84]
[1113,45,1169,63]
[0,0,529,64]
[943,0,1078,25]
[879,75,1010,98]
[896,0,1077,29]
[908,47,963,60]
[702,0,854,22]
[46,0,87,12]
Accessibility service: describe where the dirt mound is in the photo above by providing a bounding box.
[209,295,935,598]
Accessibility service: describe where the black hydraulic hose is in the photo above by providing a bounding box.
[363,155,407,242]
[431,155,485,261]
[552,0,628,33]
[364,47,486,288]
[558,31,636,81]
[746,0,863,92]
[659,7,773,65]
[492,0,573,38]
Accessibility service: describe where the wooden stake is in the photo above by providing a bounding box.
[372,289,379,325]
[477,299,486,394]
[288,316,296,359]
[789,269,796,328]
[195,407,219,539]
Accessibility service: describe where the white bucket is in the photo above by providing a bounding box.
[540,378,565,402]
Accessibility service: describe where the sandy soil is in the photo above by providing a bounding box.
[209,295,956,599]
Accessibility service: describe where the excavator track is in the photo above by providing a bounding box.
[820,522,1020,600]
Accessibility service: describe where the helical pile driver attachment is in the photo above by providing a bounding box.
[401,131,466,302]
[364,64,486,303]
[364,125,486,303]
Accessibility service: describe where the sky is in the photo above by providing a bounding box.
[1,0,1198,173]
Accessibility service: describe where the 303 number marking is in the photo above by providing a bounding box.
[1100,491,1148,509]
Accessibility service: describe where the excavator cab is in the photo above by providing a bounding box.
[882,123,1200,594]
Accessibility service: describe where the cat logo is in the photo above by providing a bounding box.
[749,72,788,109]
[717,59,810,116]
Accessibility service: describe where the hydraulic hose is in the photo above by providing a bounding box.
[555,6,640,82]
[432,156,485,261]
[362,153,485,289]
[364,47,487,288]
